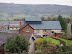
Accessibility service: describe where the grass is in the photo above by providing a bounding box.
[36,37,72,47]
[58,38,72,46]
[42,37,60,45]
[43,37,72,46]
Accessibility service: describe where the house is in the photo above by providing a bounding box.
[0,17,62,37]
[9,24,20,30]
[19,17,62,37]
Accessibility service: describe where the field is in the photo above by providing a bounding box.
[0,13,70,20]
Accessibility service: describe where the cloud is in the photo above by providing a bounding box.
[0,0,72,6]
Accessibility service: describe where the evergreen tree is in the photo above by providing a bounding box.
[57,15,67,31]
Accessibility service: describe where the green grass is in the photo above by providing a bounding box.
[58,38,72,46]
[36,37,72,47]
[42,37,60,45]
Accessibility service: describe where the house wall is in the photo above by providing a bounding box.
[34,30,53,37]
[51,30,61,32]
[34,30,61,37]
[9,27,20,30]
[20,25,34,34]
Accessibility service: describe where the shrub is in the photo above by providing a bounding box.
[63,36,72,40]
[5,35,29,53]
[35,38,43,50]
[70,41,72,49]
[35,38,43,45]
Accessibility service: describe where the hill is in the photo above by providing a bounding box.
[0,3,72,20]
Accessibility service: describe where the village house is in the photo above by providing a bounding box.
[19,17,62,37]
[0,17,62,37]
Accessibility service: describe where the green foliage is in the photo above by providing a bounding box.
[35,38,43,45]
[58,38,72,46]
[35,37,72,54]
[5,37,17,53]
[71,24,72,33]
[43,37,60,45]
[5,35,29,53]
[57,15,67,31]
[42,40,48,47]
[57,46,71,52]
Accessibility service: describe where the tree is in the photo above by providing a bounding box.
[48,17,52,21]
[41,16,45,21]
[57,15,67,31]
[70,13,72,24]
[5,35,29,53]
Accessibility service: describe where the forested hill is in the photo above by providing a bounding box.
[0,3,72,18]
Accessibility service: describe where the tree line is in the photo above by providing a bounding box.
[41,15,71,32]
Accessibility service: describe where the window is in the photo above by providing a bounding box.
[43,30,46,32]
[52,31,54,33]
[26,27,29,32]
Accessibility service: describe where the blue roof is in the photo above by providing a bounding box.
[25,17,42,21]
[29,21,62,30]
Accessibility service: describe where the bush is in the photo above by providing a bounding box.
[35,38,43,45]
[5,35,29,53]
[63,36,72,40]
[70,41,72,49]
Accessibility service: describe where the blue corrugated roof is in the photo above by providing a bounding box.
[29,21,62,29]
[25,17,42,21]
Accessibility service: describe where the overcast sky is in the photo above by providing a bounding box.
[0,0,72,6]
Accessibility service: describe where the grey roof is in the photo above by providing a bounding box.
[8,30,19,33]
[9,24,20,27]
[29,21,62,30]
[34,35,41,38]
[25,17,42,21]
[0,21,25,32]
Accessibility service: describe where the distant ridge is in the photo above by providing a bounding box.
[0,3,72,18]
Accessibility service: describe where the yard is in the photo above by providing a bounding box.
[42,37,60,45]
[36,37,72,46]
[35,37,72,54]
[58,38,72,46]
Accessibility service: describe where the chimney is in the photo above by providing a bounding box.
[20,21,21,28]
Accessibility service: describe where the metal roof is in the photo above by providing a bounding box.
[25,17,42,21]
[29,21,62,30]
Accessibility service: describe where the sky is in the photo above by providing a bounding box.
[0,0,72,6]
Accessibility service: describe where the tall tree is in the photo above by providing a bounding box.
[70,13,72,24]
[57,15,67,31]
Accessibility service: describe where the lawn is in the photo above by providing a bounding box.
[58,38,72,46]
[42,37,60,45]
[36,37,72,46]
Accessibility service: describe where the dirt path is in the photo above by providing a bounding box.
[28,38,34,54]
